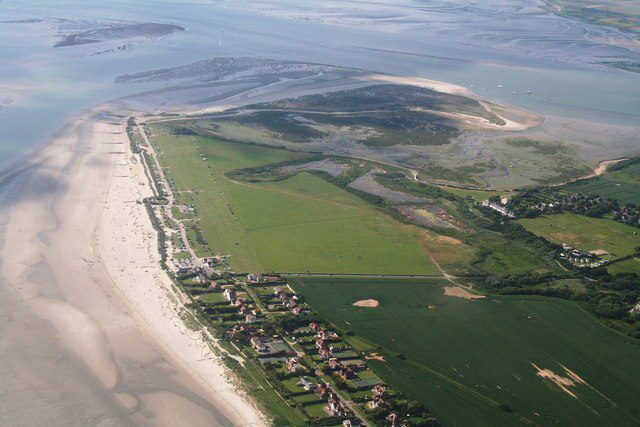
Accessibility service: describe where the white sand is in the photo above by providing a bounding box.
[101,117,265,426]
[0,108,265,426]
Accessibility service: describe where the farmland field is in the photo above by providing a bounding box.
[151,124,441,274]
[518,212,640,258]
[562,161,640,205]
[290,277,640,426]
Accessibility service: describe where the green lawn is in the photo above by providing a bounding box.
[440,186,511,202]
[518,212,640,258]
[291,277,640,426]
[151,124,438,274]
[562,161,640,205]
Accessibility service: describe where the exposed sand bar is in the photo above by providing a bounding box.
[0,107,263,426]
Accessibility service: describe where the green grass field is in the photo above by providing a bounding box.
[518,212,640,258]
[608,257,640,274]
[290,277,640,426]
[562,162,640,205]
[151,124,439,274]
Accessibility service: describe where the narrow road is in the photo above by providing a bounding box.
[137,120,201,267]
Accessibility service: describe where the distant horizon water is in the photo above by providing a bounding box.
[1,0,639,172]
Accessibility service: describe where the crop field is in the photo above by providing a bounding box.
[290,277,640,426]
[151,124,441,274]
[518,212,640,258]
[562,161,640,205]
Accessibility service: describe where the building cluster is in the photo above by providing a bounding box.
[223,287,259,323]
[170,255,227,276]
[481,199,515,218]
[559,243,609,268]
[531,193,611,216]
[311,322,341,360]
[613,206,640,226]
[173,272,428,426]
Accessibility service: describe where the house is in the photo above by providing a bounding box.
[386,412,399,427]
[309,322,319,332]
[223,288,236,302]
[292,306,304,315]
[339,366,355,380]
[245,313,257,324]
[251,337,268,352]
[273,286,283,296]
[367,398,384,410]
[247,273,266,283]
[297,376,314,391]
[328,358,341,370]
[327,393,348,416]
[315,383,327,398]
[286,357,304,373]
[230,324,253,335]
[209,281,221,292]
[372,384,386,398]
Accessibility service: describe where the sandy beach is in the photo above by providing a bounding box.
[0,108,264,426]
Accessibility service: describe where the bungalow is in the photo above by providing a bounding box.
[309,322,319,332]
[292,306,304,316]
[251,337,268,352]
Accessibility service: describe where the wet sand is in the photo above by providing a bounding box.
[0,108,263,426]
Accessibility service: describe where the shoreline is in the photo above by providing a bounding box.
[551,157,629,187]
[0,107,265,426]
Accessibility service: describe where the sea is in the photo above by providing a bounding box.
[1,0,639,173]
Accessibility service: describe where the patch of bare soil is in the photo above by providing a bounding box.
[353,299,379,307]
[437,235,462,245]
[442,286,485,299]
[349,170,430,204]
[589,249,609,256]
[531,363,588,399]
[365,353,385,361]
[283,159,350,177]
[395,204,462,230]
